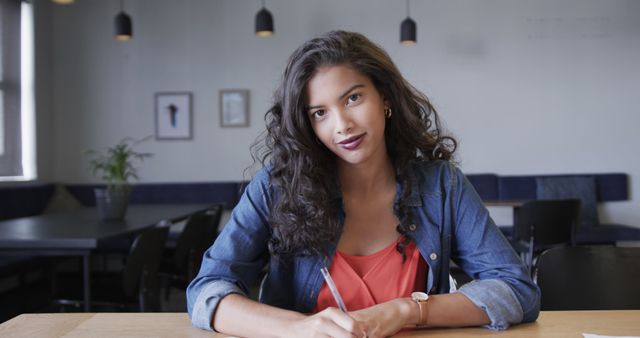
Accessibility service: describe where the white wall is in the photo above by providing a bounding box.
[37,0,640,227]
[34,1,53,182]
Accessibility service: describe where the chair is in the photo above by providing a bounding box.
[535,246,640,310]
[160,205,222,299]
[200,205,223,253]
[511,199,581,275]
[56,225,169,312]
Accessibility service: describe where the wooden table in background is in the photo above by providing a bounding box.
[0,204,209,311]
[1,311,639,337]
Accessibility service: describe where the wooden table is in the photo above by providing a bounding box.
[0,204,209,311]
[1,311,638,337]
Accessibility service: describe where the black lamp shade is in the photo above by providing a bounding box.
[114,11,133,41]
[255,8,274,36]
[400,17,416,45]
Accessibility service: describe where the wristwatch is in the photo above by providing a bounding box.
[411,291,430,326]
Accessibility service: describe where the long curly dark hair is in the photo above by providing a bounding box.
[252,30,457,258]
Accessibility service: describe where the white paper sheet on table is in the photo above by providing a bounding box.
[583,334,640,338]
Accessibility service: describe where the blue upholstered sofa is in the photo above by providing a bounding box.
[63,182,243,209]
[0,183,55,221]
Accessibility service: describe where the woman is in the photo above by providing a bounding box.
[187,31,539,338]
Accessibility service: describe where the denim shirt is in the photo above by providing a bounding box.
[187,160,540,331]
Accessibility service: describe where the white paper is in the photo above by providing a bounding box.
[583,333,640,338]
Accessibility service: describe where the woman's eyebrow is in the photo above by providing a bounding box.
[338,84,365,100]
[307,84,365,111]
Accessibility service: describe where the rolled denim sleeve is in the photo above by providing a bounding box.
[190,280,245,331]
[449,164,541,329]
[458,279,523,330]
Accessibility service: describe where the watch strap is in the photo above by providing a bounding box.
[411,292,429,327]
[416,299,428,326]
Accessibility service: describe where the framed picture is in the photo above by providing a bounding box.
[155,92,193,140]
[220,89,249,127]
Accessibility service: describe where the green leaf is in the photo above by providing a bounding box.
[85,136,153,190]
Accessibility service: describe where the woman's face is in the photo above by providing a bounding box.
[305,65,388,168]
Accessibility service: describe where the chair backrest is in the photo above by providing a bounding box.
[122,226,169,298]
[173,207,221,270]
[202,205,222,247]
[514,199,581,247]
[536,246,640,310]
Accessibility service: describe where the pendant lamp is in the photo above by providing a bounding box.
[52,0,75,4]
[255,0,274,36]
[114,0,133,41]
[400,0,417,45]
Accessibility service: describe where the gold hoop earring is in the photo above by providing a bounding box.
[384,107,392,119]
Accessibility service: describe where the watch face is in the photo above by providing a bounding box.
[411,291,429,301]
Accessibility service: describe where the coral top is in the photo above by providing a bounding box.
[314,236,428,312]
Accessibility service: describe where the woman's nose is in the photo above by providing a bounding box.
[334,110,353,135]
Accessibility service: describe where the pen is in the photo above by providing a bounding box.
[320,266,348,312]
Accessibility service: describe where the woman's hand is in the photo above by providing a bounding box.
[349,298,415,338]
[281,307,367,338]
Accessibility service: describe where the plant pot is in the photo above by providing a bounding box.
[94,188,130,221]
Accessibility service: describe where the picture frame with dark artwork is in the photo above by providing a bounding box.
[220,89,249,128]
[155,92,192,140]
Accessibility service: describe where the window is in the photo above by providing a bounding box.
[0,0,34,180]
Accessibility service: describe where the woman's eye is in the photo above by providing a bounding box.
[312,110,326,119]
[347,94,361,104]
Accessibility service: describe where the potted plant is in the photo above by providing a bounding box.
[86,137,152,220]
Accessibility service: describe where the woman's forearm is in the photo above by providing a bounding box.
[212,294,305,338]
[213,294,366,338]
